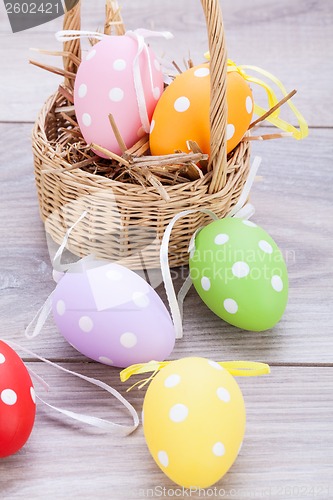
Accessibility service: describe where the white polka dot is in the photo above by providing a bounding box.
[201,276,211,291]
[243,220,257,228]
[79,316,94,333]
[227,124,235,140]
[78,83,87,98]
[194,67,210,78]
[224,298,238,314]
[232,261,250,278]
[258,240,273,254]
[212,442,225,457]
[214,233,229,245]
[82,113,92,127]
[158,450,169,467]
[120,332,137,348]
[132,291,150,308]
[208,360,223,371]
[106,269,122,281]
[109,88,124,103]
[154,59,161,71]
[246,95,253,114]
[113,59,126,71]
[164,374,181,388]
[217,387,231,403]
[0,353,5,364]
[30,387,36,404]
[1,389,17,406]
[169,403,188,423]
[271,275,283,292]
[174,96,190,113]
[56,300,66,316]
[141,410,144,424]
[150,120,155,133]
[137,127,146,138]
[98,356,114,365]
[86,49,96,61]
[153,87,161,100]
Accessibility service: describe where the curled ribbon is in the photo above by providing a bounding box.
[204,54,308,140]
[55,29,173,133]
[159,156,261,340]
[3,339,139,436]
[120,359,271,390]
[25,211,89,340]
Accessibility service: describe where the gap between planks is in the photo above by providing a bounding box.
[20,359,333,367]
[1,119,332,131]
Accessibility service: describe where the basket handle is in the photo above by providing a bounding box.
[201,0,228,193]
[63,0,228,192]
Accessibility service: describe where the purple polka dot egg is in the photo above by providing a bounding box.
[74,35,164,157]
[52,258,176,368]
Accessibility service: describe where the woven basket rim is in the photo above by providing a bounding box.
[58,0,230,194]
[33,89,249,197]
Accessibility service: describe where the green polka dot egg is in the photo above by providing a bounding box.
[189,217,288,331]
[143,357,245,488]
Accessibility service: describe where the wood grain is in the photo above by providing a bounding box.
[0,125,332,363]
[0,0,332,125]
[0,0,332,498]
[0,365,332,499]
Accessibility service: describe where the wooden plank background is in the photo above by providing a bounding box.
[0,0,332,498]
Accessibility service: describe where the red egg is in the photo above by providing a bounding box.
[0,341,36,458]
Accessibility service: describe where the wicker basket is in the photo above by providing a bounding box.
[32,0,251,269]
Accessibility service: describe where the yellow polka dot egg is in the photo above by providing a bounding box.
[143,357,245,488]
[149,63,253,157]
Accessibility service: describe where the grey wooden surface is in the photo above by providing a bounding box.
[0,1,332,499]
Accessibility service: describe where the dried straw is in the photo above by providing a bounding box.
[32,0,253,269]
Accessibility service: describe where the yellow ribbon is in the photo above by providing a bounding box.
[120,359,270,391]
[204,54,308,140]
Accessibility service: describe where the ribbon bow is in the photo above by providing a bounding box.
[120,359,271,391]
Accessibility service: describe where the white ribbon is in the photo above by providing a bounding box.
[160,209,218,340]
[4,340,139,436]
[25,293,54,339]
[126,29,173,132]
[160,156,262,339]
[228,156,261,217]
[53,210,87,272]
[55,29,173,132]
[25,212,89,340]
[177,275,193,321]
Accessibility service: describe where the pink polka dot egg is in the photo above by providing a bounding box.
[74,35,164,157]
[52,257,176,368]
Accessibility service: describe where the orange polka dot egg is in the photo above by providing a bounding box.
[150,64,254,157]
[143,357,246,488]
